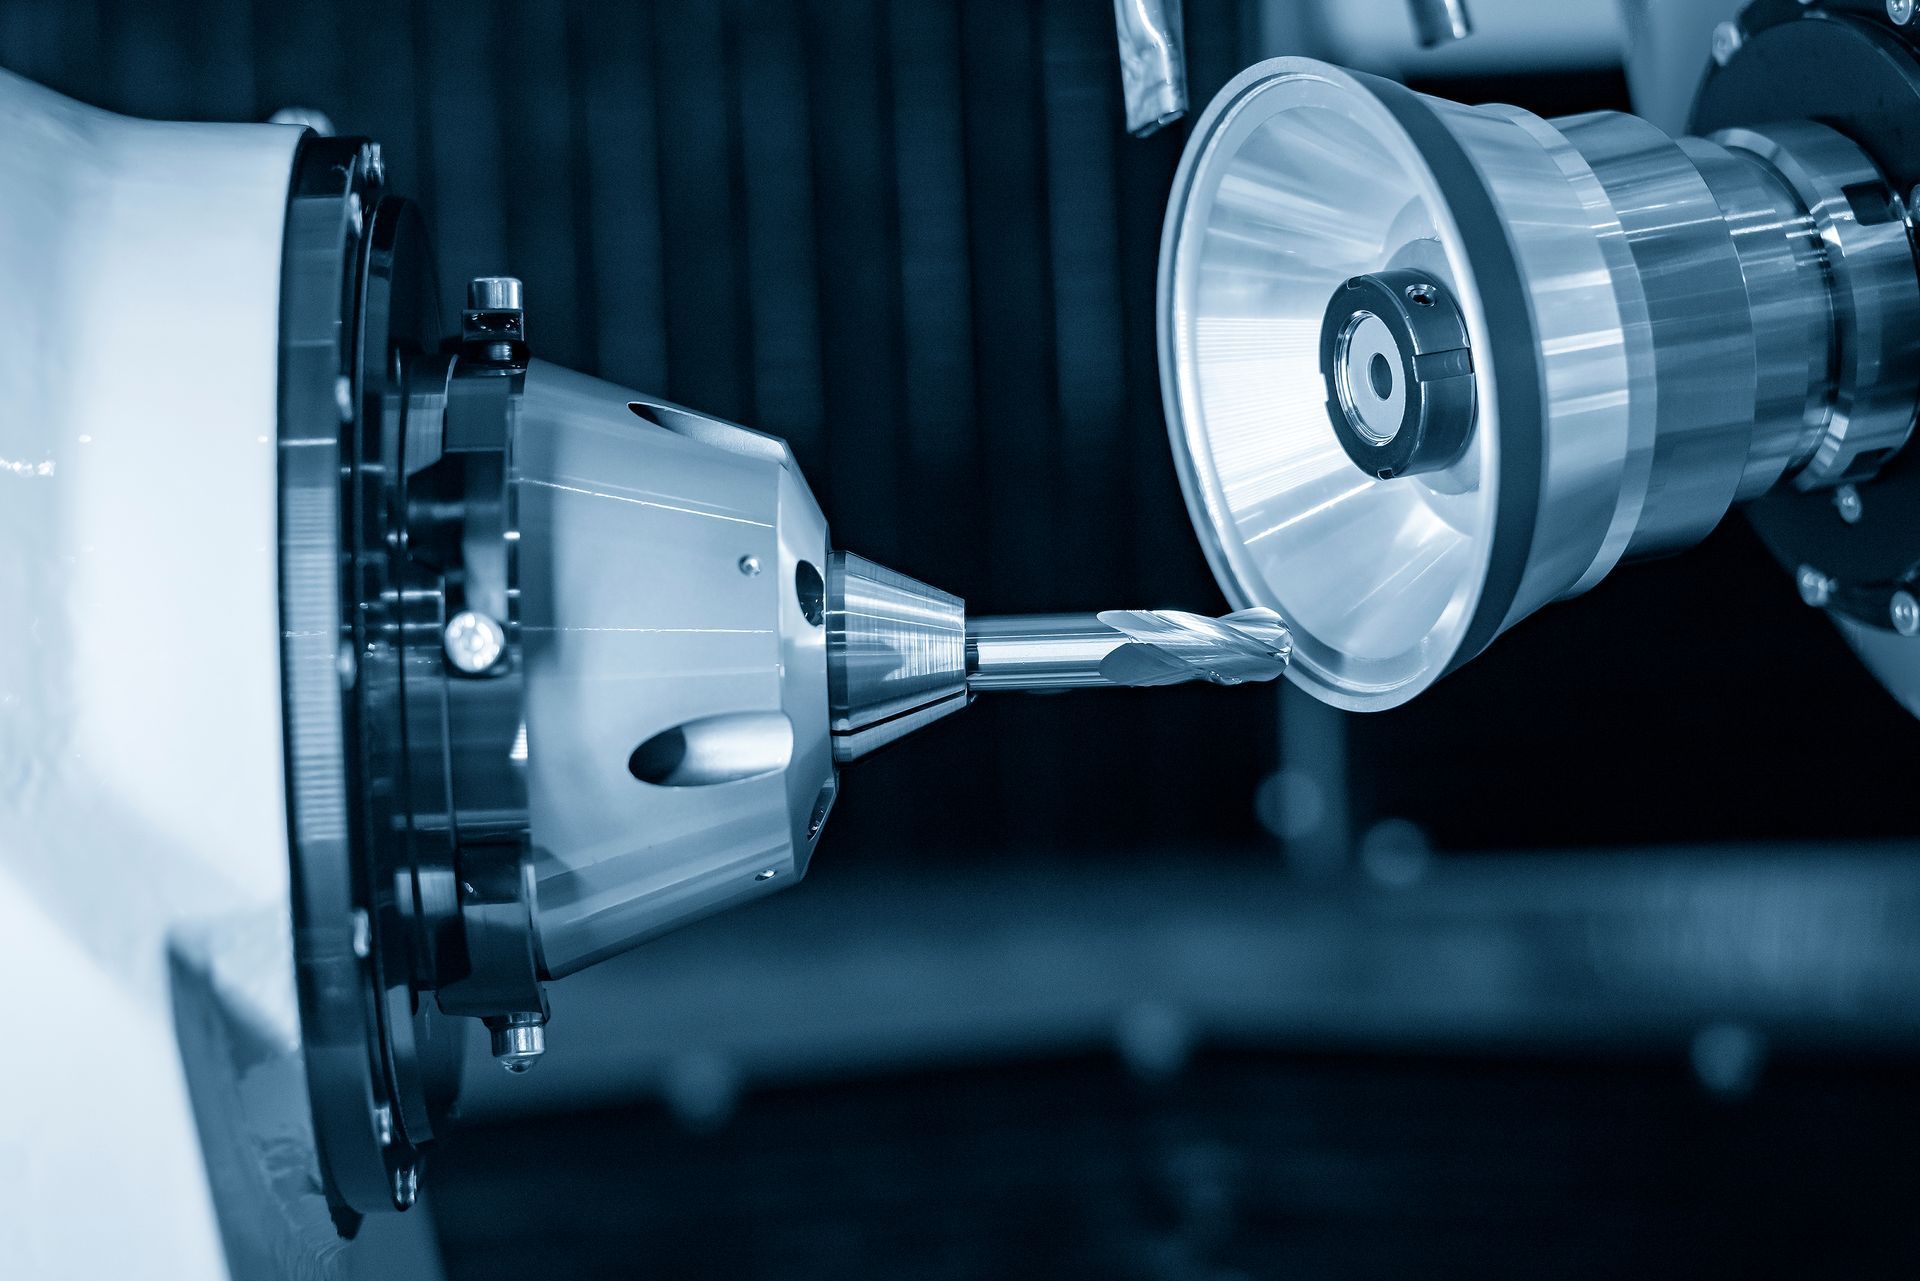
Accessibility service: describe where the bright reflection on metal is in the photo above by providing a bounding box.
[1160,58,1915,711]
[1159,62,1496,709]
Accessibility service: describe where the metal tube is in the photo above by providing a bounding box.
[967,614,1131,690]
[1114,0,1188,137]
[1408,0,1472,49]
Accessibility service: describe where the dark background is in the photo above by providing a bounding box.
[9,2,1917,1277]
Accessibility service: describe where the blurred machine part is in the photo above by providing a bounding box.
[1275,0,1615,78]
[1115,0,1484,139]
[1406,0,1474,49]
[1159,2,1920,714]
[1114,0,1190,135]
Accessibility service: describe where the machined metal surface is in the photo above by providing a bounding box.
[825,551,969,762]
[966,610,1291,690]
[1159,55,1920,711]
[280,136,461,1218]
[1685,3,1920,699]
[1712,121,1920,491]
[1158,59,1563,710]
[489,1012,546,1074]
[519,378,835,976]
[1319,269,1476,480]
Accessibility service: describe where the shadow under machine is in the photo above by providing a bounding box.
[2,0,1919,1267]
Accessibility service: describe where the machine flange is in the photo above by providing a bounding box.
[1695,2,1920,631]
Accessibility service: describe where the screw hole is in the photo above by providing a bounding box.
[795,560,825,627]
[1406,284,1436,306]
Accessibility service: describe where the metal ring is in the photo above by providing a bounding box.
[1715,120,1920,488]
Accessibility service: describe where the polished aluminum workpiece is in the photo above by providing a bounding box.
[967,609,1291,691]
[1158,57,1920,711]
[825,551,968,763]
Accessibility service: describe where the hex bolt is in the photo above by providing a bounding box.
[1891,0,1916,26]
[1834,484,1864,524]
[467,275,524,312]
[1711,21,1743,66]
[1892,591,1920,636]
[392,1164,419,1210]
[444,610,506,674]
[1797,565,1833,608]
[492,1012,547,1073]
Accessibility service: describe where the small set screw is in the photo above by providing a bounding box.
[491,1012,547,1073]
[1797,565,1834,608]
[1892,592,1920,636]
[444,610,506,674]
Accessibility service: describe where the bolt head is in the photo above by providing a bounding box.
[1892,0,1916,25]
[738,554,762,577]
[444,610,506,674]
[1834,484,1864,524]
[391,1164,419,1210]
[467,275,524,312]
[1892,591,1920,636]
[1797,565,1833,608]
[492,1014,546,1073]
[1711,21,1743,66]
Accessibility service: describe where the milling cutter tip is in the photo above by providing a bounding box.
[966,607,1292,692]
[1093,607,1292,687]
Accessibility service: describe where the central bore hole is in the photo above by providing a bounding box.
[1368,352,1393,399]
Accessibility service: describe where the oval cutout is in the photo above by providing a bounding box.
[795,560,825,627]
[628,712,794,787]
